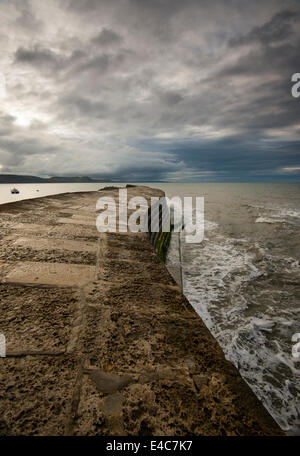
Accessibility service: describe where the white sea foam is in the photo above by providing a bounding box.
[247,201,300,222]
[181,231,300,432]
[182,234,260,331]
[277,209,300,219]
[255,216,285,224]
[224,324,300,431]
[204,219,218,231]
[252,318,275,332]
[164,185,300,432]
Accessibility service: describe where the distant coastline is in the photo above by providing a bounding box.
[0,174,111,184]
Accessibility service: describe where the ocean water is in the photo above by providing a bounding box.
[0,182,116,205]
[161,183,300,434]
[1,181,299,432]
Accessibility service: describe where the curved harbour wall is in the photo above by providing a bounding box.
[0,186,283,435]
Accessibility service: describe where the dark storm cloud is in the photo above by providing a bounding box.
[64,0,194,43]
[157,90,184,106]
[200,8,300,141]
[219,41,300,78]
[0,113,16,137]
[61,95,110,118]
[66,0,189,18]
[229,10,299,46]
[75,54,111,74]
[14,45,88,75]
[15,46,63,70]
[136,135,300,181]
[14,42,126,82]
[92,28,123,46]
[1,0,300,180]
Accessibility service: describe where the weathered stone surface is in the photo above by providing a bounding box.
[88,370,133,394]
[0,284,79,353]
[0,243,96,266]
[0,187,283,436]
[50,224,98,240]
[0,356,78,436]
[12,237,97,253]
[4,262,95,287]
[72,214,96,222]
[58,209,96,215]
[57,217,95,226]
[11,223,51,234]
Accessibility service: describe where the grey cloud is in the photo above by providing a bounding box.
[0,133,61,170]
[12,0,43,32]
[0,135,59,157]
[14,43,125,81]
[16,9,42,32]
[218,42,300,78]
[65,0,109,13]
[92,28,122,46]
[66,0,188,17]
[157,90,184,106]
[64,0,192,43]
[203,9,300,137]
[137,135,300,181]
[0,113,16,136]
[60,95,109,118]
[1,0,300,181]
[15,46,63,70]
[76,54,110,73]
[229,9,299,46]
[14,44,88,79]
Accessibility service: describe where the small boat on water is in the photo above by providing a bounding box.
[11,188,20,194]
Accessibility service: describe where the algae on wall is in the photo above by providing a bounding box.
[154,228,173,263]
[147,198,174,263]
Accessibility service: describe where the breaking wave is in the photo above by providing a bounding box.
[178,217,300,433]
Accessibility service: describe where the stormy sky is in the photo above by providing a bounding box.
[0,0,300,182]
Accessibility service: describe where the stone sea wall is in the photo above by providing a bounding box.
[0,186,283,435]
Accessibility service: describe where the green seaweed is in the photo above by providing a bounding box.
[154,225,174,263]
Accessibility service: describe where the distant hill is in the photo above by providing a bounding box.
[0,174,111,184]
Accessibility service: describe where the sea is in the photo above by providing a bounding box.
[1,181,299,433]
